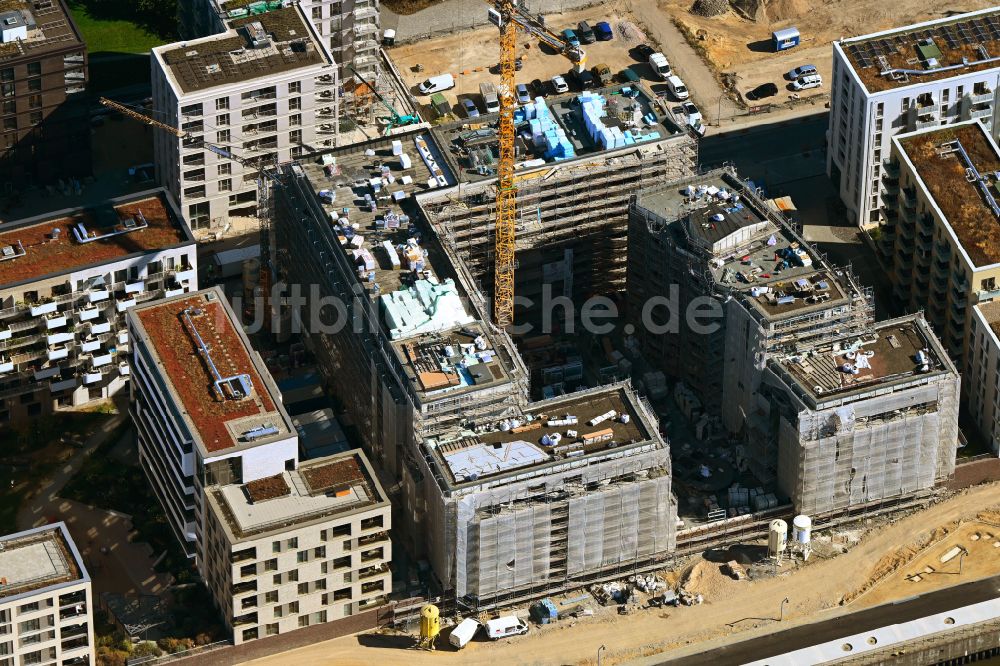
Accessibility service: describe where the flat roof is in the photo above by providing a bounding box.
[208,451,387,541]
[158,6,327,93]
[776,316,947,401]
[0,523,85,600]
[840,8,1000,93]
[427,385,653,486]
[0,0,84,64]
[977,299,1000,342]
[636,170,855,319]
[0,192,193,290]
[434,84,684,185]
[897,122,1000,267]
[132,288,289,454]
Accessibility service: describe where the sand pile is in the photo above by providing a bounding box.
[691,0,730,17]
[730,0,810,22]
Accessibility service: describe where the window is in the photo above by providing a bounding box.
[289,97,301,111]
[297,551,308,564]
[240,564,256,578]
[26,62,40,77]
[0,83,12,98]
[181,103,203,116]
[218,163,231,176]
[28,111,41,125]
[3,117,14,131]
[289,81,301,94]
[289,601,299,614]
[361,516,383,530]
[183,185,206,198]
[18,619,40,633]
[264,558,278,571]
[298,615,310,628]
[17,602,39,614]
[272,540,281,554]
[287,537,298,549]
[265,591,278,603]
[216,97,229,110]
[314,546,326,559]
[218,178,232,192]
[291,146,305,159]
[287,570,299,583]
[241,628,258,642]
[272,573,282,585]
[333,556,350,570]
[187,202,210,228]
[290,129,302,144]
[1,100,12,114]
[290,113,301,126]
[311,6,321,19]
[298,582,309,595]
[217,129,230,143]
[265,623,279,636]
[216,113,230,126]
[273,606,284,619]
[0,68,11,82]
[333,588,351,601]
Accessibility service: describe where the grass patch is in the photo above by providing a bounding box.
[66,2,167,55]
[61,426,196,584]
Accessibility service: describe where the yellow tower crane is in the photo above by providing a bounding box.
[486,2,586,328]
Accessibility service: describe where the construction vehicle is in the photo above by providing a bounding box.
[97,97,279,326]
[348,65,419,135]
[485,1,585,328]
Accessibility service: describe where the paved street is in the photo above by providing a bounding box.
[651,575,1000,665]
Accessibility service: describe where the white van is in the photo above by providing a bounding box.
[649,52,671,80]
[449,618,480,649]
[480,81,500,113]
[484,615,529,640]
[667,74,689,100]
[791,73,823,91]
[418,73,455,95]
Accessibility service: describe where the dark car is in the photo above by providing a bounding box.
[595,21,613,41]
[530,78,548,97]
[635,43,655,60]
[571,69,597,90]
[746,82,779,101]
[619,67,640,84]
[577,21,596,44]
[461,98,480,118]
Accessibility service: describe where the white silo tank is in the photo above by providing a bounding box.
[792,515,812,546]
[768,519,788,558]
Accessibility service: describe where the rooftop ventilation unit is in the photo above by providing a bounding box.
[243,21,271,49]
[243,423,280,441]
[182,307,254,401]
[0,241,25,262]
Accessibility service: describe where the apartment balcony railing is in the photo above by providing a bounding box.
[971,90,994,104]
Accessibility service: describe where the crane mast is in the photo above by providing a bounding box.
[493,0,518,329]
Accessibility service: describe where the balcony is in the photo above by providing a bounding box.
[883,159,900,177]
[46,331,73,346]
[88,289,109,303]
[34,363,61,380]
[30,301,57,316]
[976,287,1000,303]
[90,320,111,335]
[0,325,10,341]
[117,330,128,345]
[44,312,68,330]
[124,281,144,295]
[90,351,112,367]
[48,345,70,361]
[0,356,12,374]
[115,297,136,313]
[117,360,130,376]
[51,376,77,392]
[83,369,104,384]
[915,116,939,130]
[77,305,100,321]
[902,187,917,209]
[232,580,257,596]
[970,104,993,119]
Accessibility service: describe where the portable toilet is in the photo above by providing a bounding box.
[772,27,800,51]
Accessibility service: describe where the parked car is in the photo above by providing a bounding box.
[577,21,596,44]
[530,78,547,96]
[674,101,705,136]
[746,82,778,100]
[678,101,702,124]
[595,21,614,41]
[592,63,613,85]
[551,74,569,94]
[485,616,529,640]
[786,64,817,80]
[571,69,597,90]
[515,56,523,71]
[561,28,580,47]
[666,74,689,100]
[791,73,823,91]
[461,98,480,118]
[619,67,640,84]
[635,43,655,60]
[649,52,671,80]
[417,73,455,94]
[516,83,531,104]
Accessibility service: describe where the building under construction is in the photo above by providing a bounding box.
[411,382,675,609]
[627,168,874,480]
[763,314,960,515]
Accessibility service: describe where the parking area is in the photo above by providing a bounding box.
[387,7,706,119]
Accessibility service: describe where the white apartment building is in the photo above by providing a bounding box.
[828,7,1000,228]
[202,450,391,644]
[127,287,299,557]
[0,522,94,666]
[151,4,337,231]
[0,189,196,426]
[180,0,381,83]
[969,300,1000,455]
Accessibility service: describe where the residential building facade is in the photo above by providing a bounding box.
[0,190,196,426]
[0,0,89,187]
[151,4,336,231]
[828,7,1000,228]
[0,522,94,666]
[968,300,1000,454]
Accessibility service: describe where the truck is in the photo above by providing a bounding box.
[480,81,500,114]
[649,52,671,80]
[592,63,612,85]
[429,92,452,119]
[449,618,480,649]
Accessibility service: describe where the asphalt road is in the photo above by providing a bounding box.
[652,575,1000,665]
[698,112,829,180]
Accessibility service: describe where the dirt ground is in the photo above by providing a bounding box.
[660,0,997,103]
[388,7,667,117]
[248,482,1000,666]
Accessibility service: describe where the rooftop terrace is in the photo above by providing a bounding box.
[0,193,192,289]
[159,6,326,93]
[427,385,653,486]
[898,122,1000,266]
[0,0,84,64]
[433,84,683,184]
[132,289,287,454]
[209,452,386,540]
[841,8,1000,93]
[0,523,84,600]
[977,299,1000,341]
[776,316,947,401]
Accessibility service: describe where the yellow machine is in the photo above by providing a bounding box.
[417,603,440,650]
[486,2,585,328]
